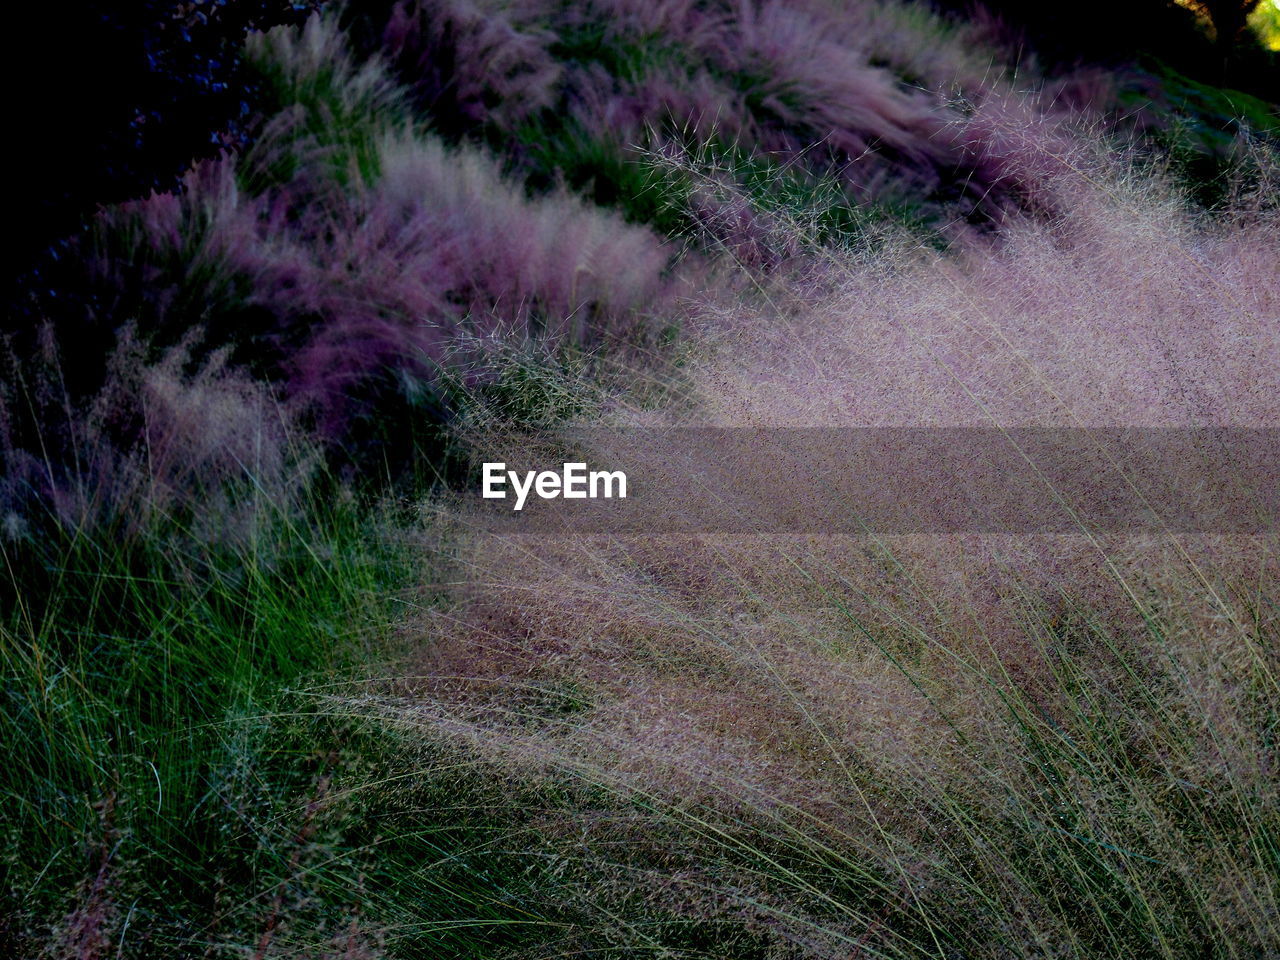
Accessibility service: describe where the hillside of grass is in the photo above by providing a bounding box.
[3,2,1277,957]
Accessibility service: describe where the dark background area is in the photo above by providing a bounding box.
[5,2,319,298]
[937,0,1276,84]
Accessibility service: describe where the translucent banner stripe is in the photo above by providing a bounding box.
[460,428,1280,534]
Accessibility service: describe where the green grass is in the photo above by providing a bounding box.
[0,467,408,952]
[1123,57,1280,209]
[0,441,639,956]
[242,18,414,193]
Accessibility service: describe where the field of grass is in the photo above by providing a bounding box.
[3,1,1277,957]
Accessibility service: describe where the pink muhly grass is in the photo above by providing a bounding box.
[685,144,1279,428]
[383,0,562,130]
[0,322,302,542]
[266,131,675,438]
[84,14,675,445]
[368,133,1280,954]
[375,0,1040,207]
[717,0,952,165]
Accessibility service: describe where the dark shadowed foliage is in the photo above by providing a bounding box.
[5,2,323,295]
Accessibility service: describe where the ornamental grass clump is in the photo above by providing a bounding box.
[376,129,1280,957]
